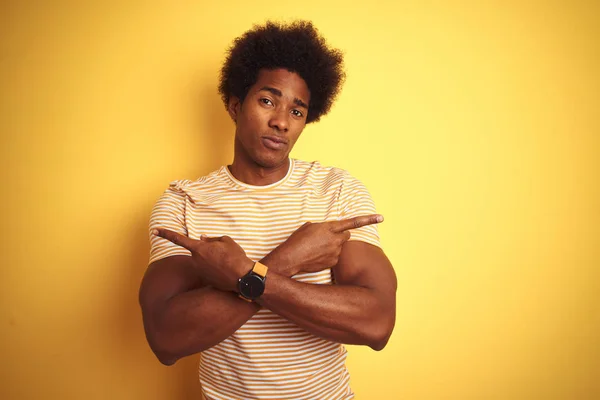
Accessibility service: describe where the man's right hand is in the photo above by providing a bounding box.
[264,214,384,277]
[153,229,254,293]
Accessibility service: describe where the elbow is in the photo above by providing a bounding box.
[150,339,180,366]
[148,330,210,366]
[146,330,183,366]
[368,332,390,351]
[155,348,178,366]
[368,335,390,351]
[365,317,395,351]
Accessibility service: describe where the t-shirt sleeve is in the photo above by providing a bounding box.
[148,181,192,265]
[338,173,381,248]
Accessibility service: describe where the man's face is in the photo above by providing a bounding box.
[228,68,310,169]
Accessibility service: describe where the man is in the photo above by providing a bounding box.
[139,20,397,400]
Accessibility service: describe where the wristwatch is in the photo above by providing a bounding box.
[238,262,268,301]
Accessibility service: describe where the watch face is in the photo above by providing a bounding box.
[239,274,265,299]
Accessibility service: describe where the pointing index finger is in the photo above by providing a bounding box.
[330,214,384,233]
[153,228,199,251]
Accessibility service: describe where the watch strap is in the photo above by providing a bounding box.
[252,261,268,278]
[238,262,268,302]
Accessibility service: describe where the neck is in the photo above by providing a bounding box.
[228,149,290,187]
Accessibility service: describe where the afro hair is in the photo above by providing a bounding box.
[218,20,346,124]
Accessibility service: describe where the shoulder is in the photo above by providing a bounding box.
[290,159,358,188]
[159,166,228,199]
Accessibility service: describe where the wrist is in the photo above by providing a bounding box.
[254,269,284,306]
[238,261,269,301]
[240,257,255,275]
[261,251,297,278]
[234,257,255,291]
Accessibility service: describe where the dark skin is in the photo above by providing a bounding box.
[227,69,309,184]
[139,69,397,365]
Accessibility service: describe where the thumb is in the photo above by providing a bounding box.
[200,234,222,242]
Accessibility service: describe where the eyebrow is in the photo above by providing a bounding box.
[259,86,309,110]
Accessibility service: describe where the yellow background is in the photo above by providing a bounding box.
[1,1,598,399]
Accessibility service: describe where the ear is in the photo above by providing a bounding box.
[227,96,241,123]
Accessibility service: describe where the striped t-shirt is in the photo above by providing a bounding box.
[149,159,380,400]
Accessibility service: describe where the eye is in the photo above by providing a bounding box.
[260,98,273,106]
[291,109,304,118]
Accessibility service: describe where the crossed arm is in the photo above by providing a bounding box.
[139,217,397,365]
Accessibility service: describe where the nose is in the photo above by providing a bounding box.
[268,109,289,133]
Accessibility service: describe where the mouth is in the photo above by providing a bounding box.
[261,135,288,151]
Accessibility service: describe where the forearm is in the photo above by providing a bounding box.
[152,286,258,364]
[148,255,294,365]
[256,271,393,350]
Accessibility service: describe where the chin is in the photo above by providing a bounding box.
[253,151,289,169]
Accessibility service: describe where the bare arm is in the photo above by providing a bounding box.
[257,241,397,350]
[142,214,391,365]
[139,253,293,365]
